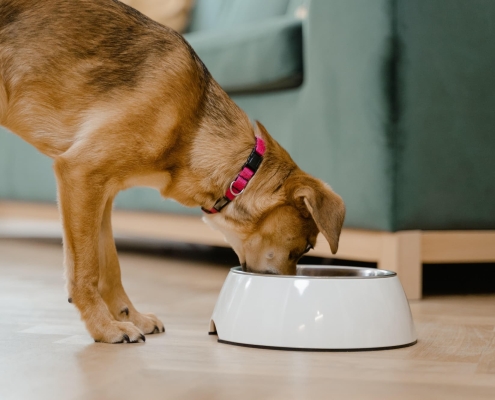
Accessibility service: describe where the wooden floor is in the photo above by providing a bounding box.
[0,239,494,400]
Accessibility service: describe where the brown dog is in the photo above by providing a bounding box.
[0,0,345,343]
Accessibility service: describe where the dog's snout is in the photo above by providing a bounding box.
[243,264,280,275]
[261,269,279,275]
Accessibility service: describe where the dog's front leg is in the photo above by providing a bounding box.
[54,159,145,343]
[98,197,165,334]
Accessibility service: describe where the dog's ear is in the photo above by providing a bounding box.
[293,177,345,254]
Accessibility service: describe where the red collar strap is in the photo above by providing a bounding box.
[202,136,266,214]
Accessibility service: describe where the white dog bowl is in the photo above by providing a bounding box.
[209,266,417,351]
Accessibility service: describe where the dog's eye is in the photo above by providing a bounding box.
[304,243,313,254]
[290,244,314,261]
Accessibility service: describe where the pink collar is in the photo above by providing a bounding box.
[202,136,266,214]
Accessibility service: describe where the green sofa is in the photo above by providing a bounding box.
[1,1,494,238]
[187,0,495,232]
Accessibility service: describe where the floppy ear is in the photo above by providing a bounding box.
[293,179,345,254]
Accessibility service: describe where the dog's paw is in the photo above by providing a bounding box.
[104,298,165,335]
[128,312,165,335]
[93,321,146,344]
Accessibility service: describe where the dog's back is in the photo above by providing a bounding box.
[0,0,190,91]
[0,0,214,157]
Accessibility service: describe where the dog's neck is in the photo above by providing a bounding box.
[160,92,253,205]
[201,134,265,214]
[161,82,295,221]
[193,114,261,212]
[197,116,296,225]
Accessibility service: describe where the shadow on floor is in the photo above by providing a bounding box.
[115,240,495,296]
[12,238,495,297]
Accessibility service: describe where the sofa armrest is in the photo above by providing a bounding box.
[184,15,303,93]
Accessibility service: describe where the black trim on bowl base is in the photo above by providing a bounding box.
[216,338,418,352]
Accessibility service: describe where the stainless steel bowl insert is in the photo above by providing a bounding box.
[231,265,396,279]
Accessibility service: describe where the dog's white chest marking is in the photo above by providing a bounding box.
[123,172,172,192]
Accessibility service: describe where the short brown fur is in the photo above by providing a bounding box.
[0,0,345,343]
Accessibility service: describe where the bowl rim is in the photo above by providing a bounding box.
[230,265,397,279]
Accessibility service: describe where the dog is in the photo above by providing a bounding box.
[0,0,345,343]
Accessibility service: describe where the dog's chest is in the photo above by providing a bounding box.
[123,172,172,192]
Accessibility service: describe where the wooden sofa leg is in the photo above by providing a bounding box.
[378,231,422,300]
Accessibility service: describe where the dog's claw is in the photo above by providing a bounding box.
[68,297,72,303]
[140,334,146,342]
[112,333,144,344]
[147,325,164,334]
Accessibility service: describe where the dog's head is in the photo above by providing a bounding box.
[204,123,345,275]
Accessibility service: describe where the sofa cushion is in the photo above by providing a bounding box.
[187,0,291,32]
[184,16,303,93]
